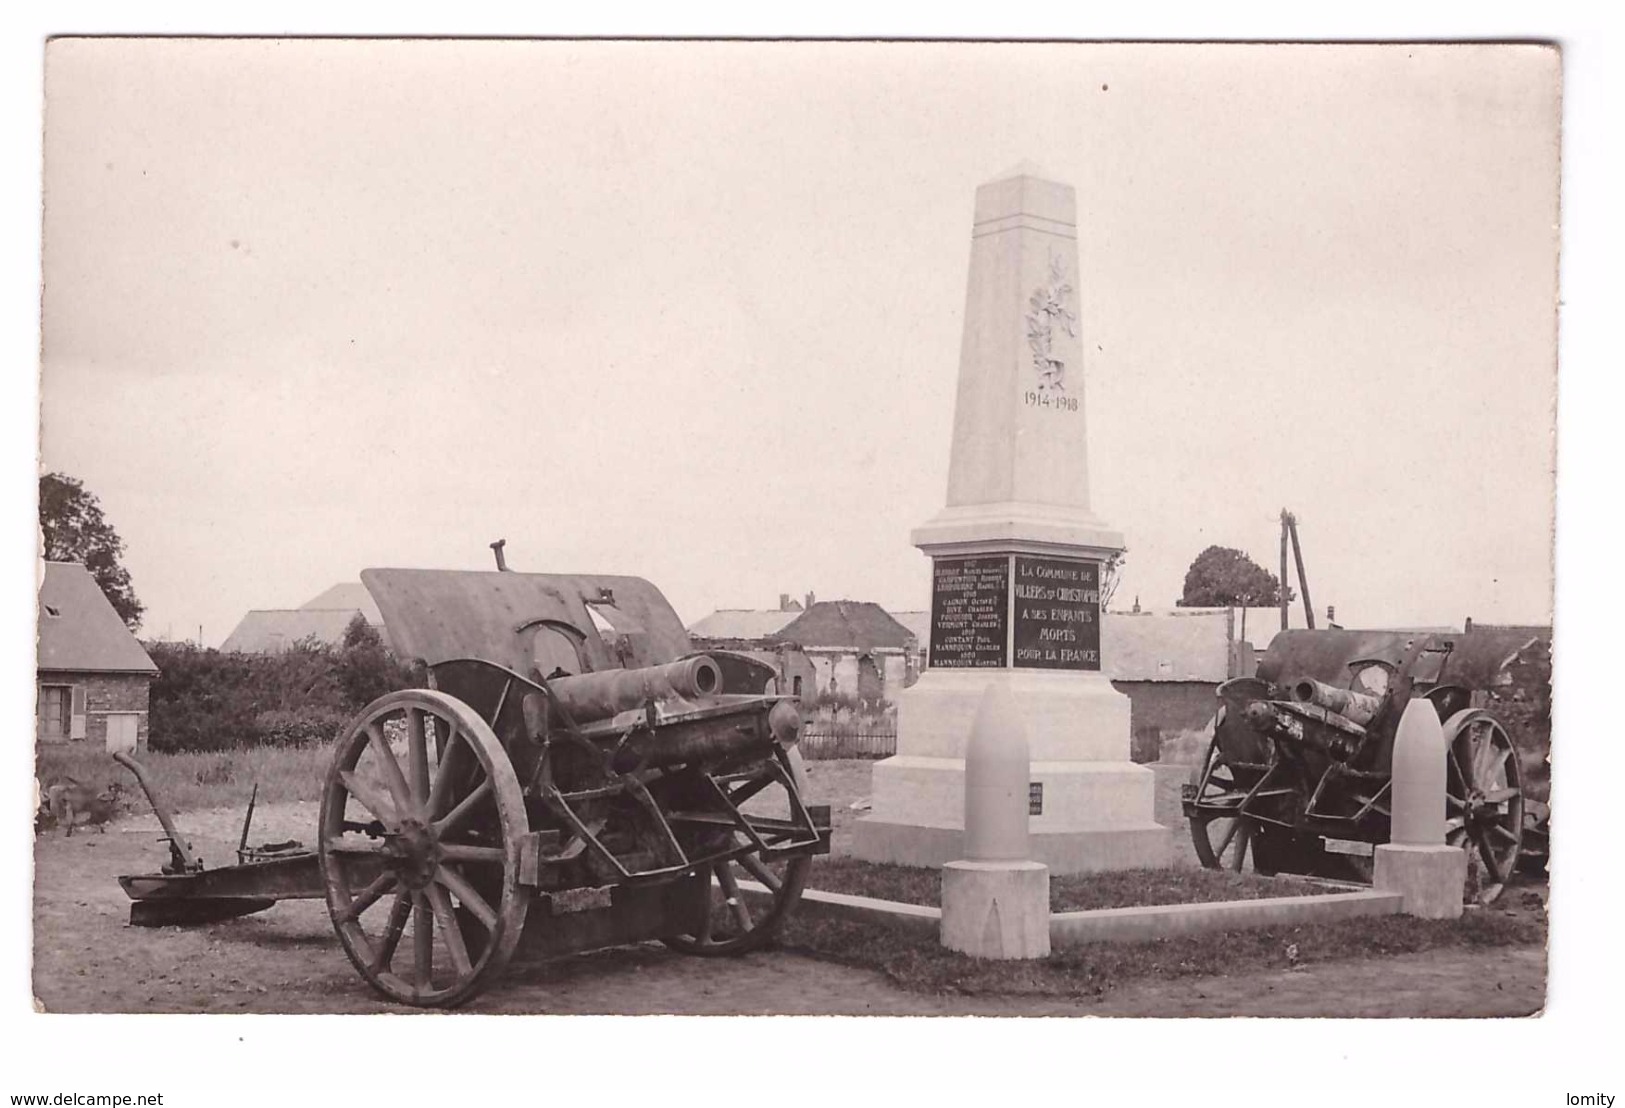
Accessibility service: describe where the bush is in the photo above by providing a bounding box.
[143,617,416,753]
[253,706,352,748]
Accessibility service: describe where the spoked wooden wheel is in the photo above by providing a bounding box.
[1443,709,1524,901]
[664,748,812,956]
[319,689,529,1007]
[1188,737,1273,875]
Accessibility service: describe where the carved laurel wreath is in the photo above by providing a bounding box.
[1025,253,1077,395]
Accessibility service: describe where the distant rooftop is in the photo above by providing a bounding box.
[221,608,374,654]
[1102,610,1232,683]
[302,582,383,625]
[892,611,930,646]
[687,609,800,642]
[771,601,915,652]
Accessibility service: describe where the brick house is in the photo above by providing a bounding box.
[36,561,159,753]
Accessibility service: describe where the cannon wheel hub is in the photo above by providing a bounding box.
[389,817,443,890]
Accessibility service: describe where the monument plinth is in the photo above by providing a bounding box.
[852,164,1173,874]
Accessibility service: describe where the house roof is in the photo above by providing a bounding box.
[771,601,916,652]
[1102,610,1232,682]
[303,582,384,624]
[892,611,931,647]
[687,609,800,642]
[221,608,371,653]
[37,562,158,675]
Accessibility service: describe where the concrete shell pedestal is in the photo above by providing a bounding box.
[853,669,1172,873]
[1372,699,1468,919]
[1374,843,1468,920]
[941,860,1051,958]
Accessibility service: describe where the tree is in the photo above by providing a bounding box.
[39,471,144,630]
[1178,545,1295,609]
[336,613,416,708]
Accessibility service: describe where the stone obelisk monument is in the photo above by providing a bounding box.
[853,163,1172,873]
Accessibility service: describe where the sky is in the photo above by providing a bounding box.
[39,40,1560,644]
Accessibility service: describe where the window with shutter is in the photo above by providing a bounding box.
[38,685,71,741]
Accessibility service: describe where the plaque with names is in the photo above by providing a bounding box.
[929,556,1009,668]
[1012,555,1100,670]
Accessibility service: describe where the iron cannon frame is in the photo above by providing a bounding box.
[118,568,830,1008]
[1180,628,1541,897]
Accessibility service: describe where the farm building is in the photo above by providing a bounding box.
[36,561,159,753]
[686,601,819,701]
[688,595,921,704]
[1102,607,1250,759]
[221,581,384,653]
[771,601,921,703]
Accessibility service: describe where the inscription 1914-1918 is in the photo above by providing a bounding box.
[1012,555,1100,670]
[929,556,1009,668]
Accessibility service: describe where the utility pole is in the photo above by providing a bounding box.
[1279,511,1290,632]
[1280,510,1316,630]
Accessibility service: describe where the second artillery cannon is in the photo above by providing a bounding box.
[1182,627,1543,900]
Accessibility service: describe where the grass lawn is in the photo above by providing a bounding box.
[806,857,1332,912]
[779,895,1547,999]
[36,741,336,817]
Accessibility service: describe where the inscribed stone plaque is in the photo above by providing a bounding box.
[929,556,1009,668]
[1012,555,1100,670]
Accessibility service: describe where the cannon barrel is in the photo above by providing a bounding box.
[1290,678,1381,726]
[546,656,723,725]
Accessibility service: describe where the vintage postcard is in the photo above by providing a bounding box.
[28,33,1570,1063]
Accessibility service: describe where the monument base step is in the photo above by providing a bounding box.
[897,668,1131,762]
[851,819,1173,875]
[869,754,1159,829]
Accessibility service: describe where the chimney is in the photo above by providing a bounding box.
[1132,595,1141,614]
[779,593,791,611]
[805,591,816,610]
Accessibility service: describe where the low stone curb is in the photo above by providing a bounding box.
[790,886,941,936]
[1048,890,1403,944]
[774,883,1404,946]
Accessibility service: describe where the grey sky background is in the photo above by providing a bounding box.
[41,40,1557,643]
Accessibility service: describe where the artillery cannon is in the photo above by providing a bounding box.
[1181,628,1545,899]
[118,568,830,1007]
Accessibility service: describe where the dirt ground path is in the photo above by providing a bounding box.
[32,802,1543,1017]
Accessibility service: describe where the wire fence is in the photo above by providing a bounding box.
[798,722,897,760]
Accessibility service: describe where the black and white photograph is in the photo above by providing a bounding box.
[9,20,1620,1105]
